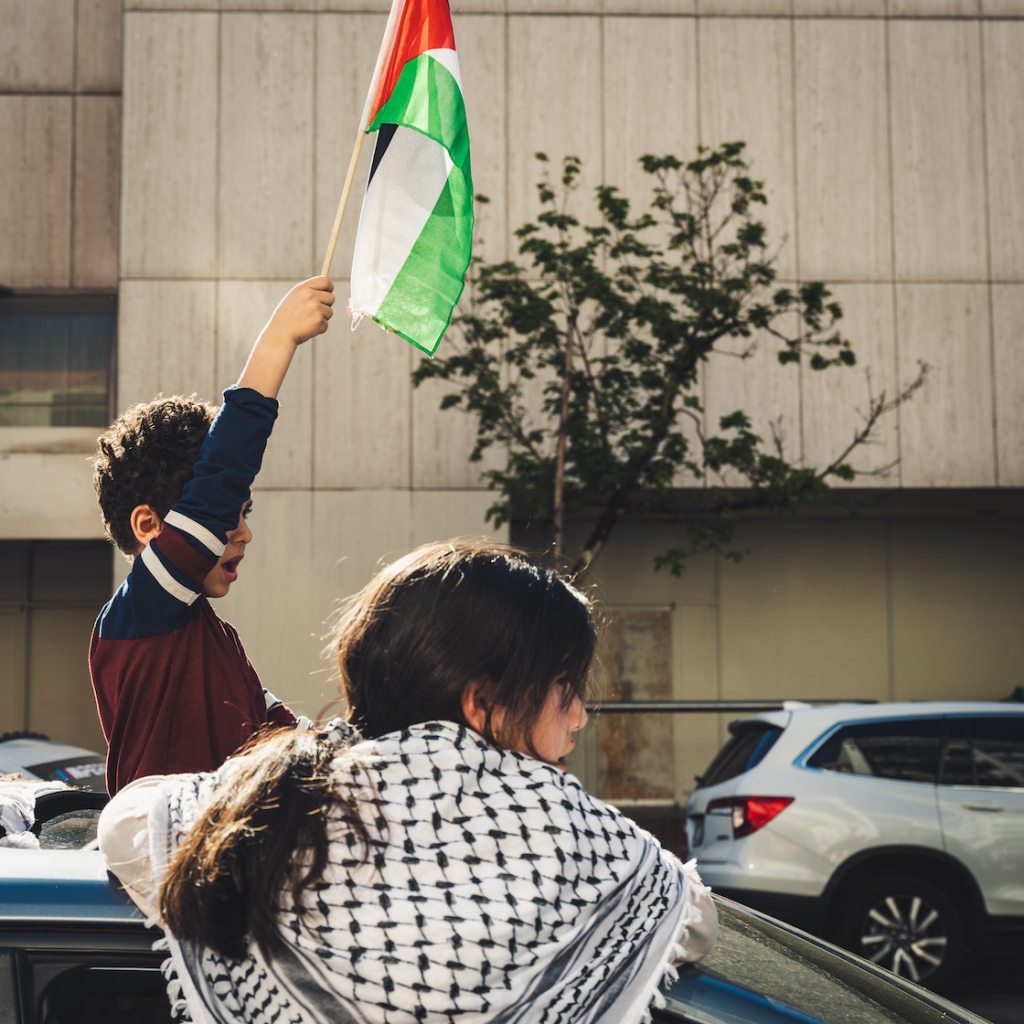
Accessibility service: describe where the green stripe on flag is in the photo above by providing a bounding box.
[374,163,473,355]
[369,54,471,174]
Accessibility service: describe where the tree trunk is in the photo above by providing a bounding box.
[553,312,576,565]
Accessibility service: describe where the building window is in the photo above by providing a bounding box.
[0,294,116,427]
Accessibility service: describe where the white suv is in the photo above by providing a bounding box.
[685,702,1024,989]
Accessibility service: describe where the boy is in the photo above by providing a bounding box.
[89,277,334,795]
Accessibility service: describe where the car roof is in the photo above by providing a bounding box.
[0,853,990,1023]
[0,735,107,795]
[0,848,143,927]
[741,700,1019,724]
[732,700,1024,732]
[0,735,100,761]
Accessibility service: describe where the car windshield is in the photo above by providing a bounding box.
[658,901,981,1024]
[1,781,106,850]
[697,722,783,788]
[37,809,103,849]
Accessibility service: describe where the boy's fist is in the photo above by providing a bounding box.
[270,276,336,346]
[238,277,337,399]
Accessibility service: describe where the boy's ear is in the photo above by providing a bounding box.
[460,679,494,735]
[129,504,164,552]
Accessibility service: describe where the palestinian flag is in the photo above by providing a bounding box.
[349,0,473,356]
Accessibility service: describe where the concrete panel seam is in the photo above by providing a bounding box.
[882,14,903,486]
[788,13,805,463]
[69,5,79,291]
[976,21,1000,485]
[311,11,319,488]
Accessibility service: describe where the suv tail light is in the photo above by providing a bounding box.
[706,796,794,838]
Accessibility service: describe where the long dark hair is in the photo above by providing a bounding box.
[159,540,596,960]
[335,539,596,751]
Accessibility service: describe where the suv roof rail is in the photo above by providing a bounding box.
[588,699,877,714]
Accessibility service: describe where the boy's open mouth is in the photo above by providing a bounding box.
[222,556,242,579]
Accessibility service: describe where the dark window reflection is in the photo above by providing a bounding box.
[0,298,115,427]
[941,717,1024,789]
[807,719,944,784]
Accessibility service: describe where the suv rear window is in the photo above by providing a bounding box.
[697,722,782,788]
[806,718,944,783]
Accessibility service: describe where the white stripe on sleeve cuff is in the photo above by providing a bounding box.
[164,510,226,558]
[141,544,201,607]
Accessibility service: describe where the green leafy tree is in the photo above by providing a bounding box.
[414,142,925,577]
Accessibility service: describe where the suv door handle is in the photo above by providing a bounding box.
[963,803,1004,813]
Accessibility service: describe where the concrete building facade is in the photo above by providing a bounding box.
[1,0,1023,805]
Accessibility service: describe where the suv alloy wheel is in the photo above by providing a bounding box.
[834,872,966,991]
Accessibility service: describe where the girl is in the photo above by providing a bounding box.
[99,540,717,1023]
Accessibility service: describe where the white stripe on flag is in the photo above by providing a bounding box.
[423,47,461,90]
[351,127,451,318]
[142,544,201,607]
[165,510,226,557]
[350,48,460,323]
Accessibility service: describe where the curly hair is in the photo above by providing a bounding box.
[92,395,217,556]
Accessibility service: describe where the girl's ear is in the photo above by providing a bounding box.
[129,504,164,552]
[460,679,490,735]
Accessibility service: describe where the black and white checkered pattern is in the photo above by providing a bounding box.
[150,722,709,1024]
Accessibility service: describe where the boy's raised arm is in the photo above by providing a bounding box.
[238,276,335,399]
[97,276,337,637]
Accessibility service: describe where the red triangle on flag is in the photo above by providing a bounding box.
[367,0,456,126]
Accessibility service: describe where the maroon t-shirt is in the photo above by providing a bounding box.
[90,599,293,794]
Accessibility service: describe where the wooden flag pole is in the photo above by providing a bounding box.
[320,0,403,279]
[320,127,368,278]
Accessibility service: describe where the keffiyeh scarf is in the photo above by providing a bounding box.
[149,721,709,1024]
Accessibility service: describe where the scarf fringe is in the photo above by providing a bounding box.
[151,925,193,1022]
[642,857,713,1021]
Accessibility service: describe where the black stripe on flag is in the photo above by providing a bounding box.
[368,123,398,185]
